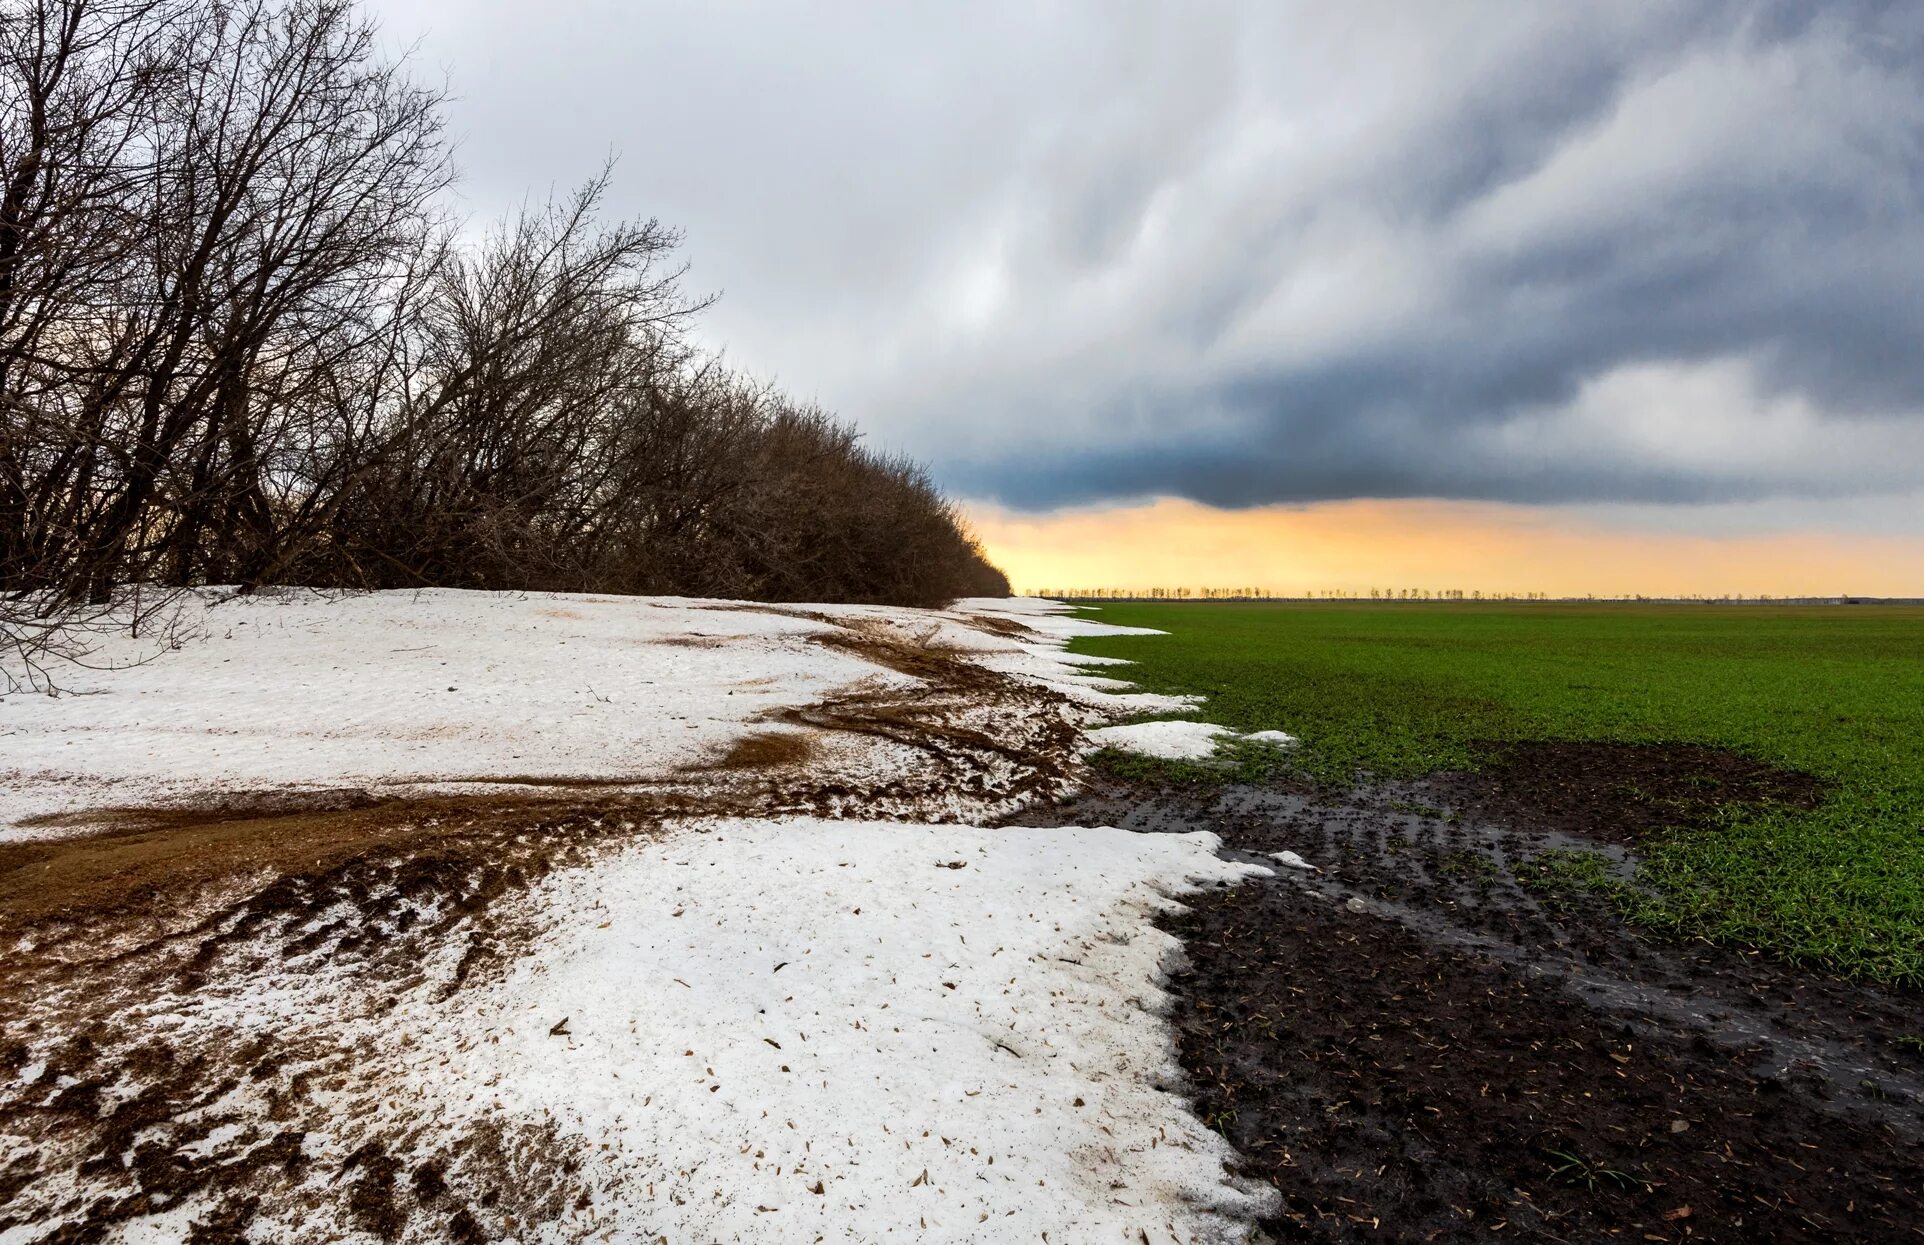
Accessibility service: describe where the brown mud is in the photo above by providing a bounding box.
[699,727,819,770]
[1009,742,1924,1243]
[0,799,642,1242]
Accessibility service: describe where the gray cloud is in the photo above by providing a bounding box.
[373,0,1924,518]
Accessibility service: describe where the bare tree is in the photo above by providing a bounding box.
[2,0,451,682]
[3,0,1007,692]
[317,171,704,590]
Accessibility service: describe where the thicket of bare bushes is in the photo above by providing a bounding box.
[1,0,1007,682]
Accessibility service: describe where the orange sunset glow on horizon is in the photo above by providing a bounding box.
[967,498,1924,601]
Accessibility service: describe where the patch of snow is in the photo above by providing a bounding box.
[1,592,1203,836]
[960,600,1304,764]
[946,595,1072,616]
[1,590,900,835]
[1270,851,1319,872]
[815,598,1199,718]
[97,1201,205,1244]
[1082,720,1231,762]
[173,1121,249,1160]
[1057,651,1136,667]
[990,609,1165,643]
[308,820,1274,1240]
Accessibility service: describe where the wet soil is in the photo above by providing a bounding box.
[1010,744,1924,1242]
[1423,739,1824,845]
[0,799,650,1242]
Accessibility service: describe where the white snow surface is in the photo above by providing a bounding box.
[924,596,1200,717]
[1083,723,1303,764]
[2,591,1300,1241]
[1082,719,1232,761]
[1,589,875,833]
[0,590,1192,835]
[361,819,1276,1243]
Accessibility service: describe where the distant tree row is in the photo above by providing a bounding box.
[1032,588,1556,601]
[2,0,1007,676]
[1363,589,1547,600]
[1031,587,1274,601]
[1032,588,1843,603]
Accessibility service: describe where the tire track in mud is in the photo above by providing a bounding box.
[0,611,1087,1243]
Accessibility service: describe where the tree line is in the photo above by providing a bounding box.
[1,0,1008,678]
[1035,588,1558,601]
[1032,589,1851,603]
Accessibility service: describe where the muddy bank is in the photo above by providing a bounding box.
[1012,767,1924,1242]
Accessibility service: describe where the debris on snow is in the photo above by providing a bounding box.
[164,820,1276,1243]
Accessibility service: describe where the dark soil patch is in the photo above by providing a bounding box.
[343,1142,409,1239]
[0,792,682,929]
[1010,774,1924,1242]
[698,728,818,771]
[15,785,391,833]
[0,798,660,1242]
[1423,740,1823,846]
[1171,879,1922,1241]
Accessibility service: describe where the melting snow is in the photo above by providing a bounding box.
[1,591,1205,835]
[1083,720,1232,761]
[0,590,882,834]
[2,590,1304,1241]
[371,819,1276,1242]
[1083,723,1303,764]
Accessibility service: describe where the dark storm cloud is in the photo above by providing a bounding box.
[374,0,1924,514]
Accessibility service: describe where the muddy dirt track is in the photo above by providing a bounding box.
[1009,746,1924,1243]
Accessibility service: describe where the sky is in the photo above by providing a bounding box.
[371,0,1924,595]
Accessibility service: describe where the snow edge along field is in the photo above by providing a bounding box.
[373,820,1280,1243]
[5,819,1282,1244]
[0,589,1195,835]
[1,592,1292,1242]
[1083,719,1300,762]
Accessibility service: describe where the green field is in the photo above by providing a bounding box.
[1069,603,1924,988]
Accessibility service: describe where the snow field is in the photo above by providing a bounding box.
[1,590,886,833]
[1,591,1193,835]
[366,821,1278,1241]
[2,590,1300,1241]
